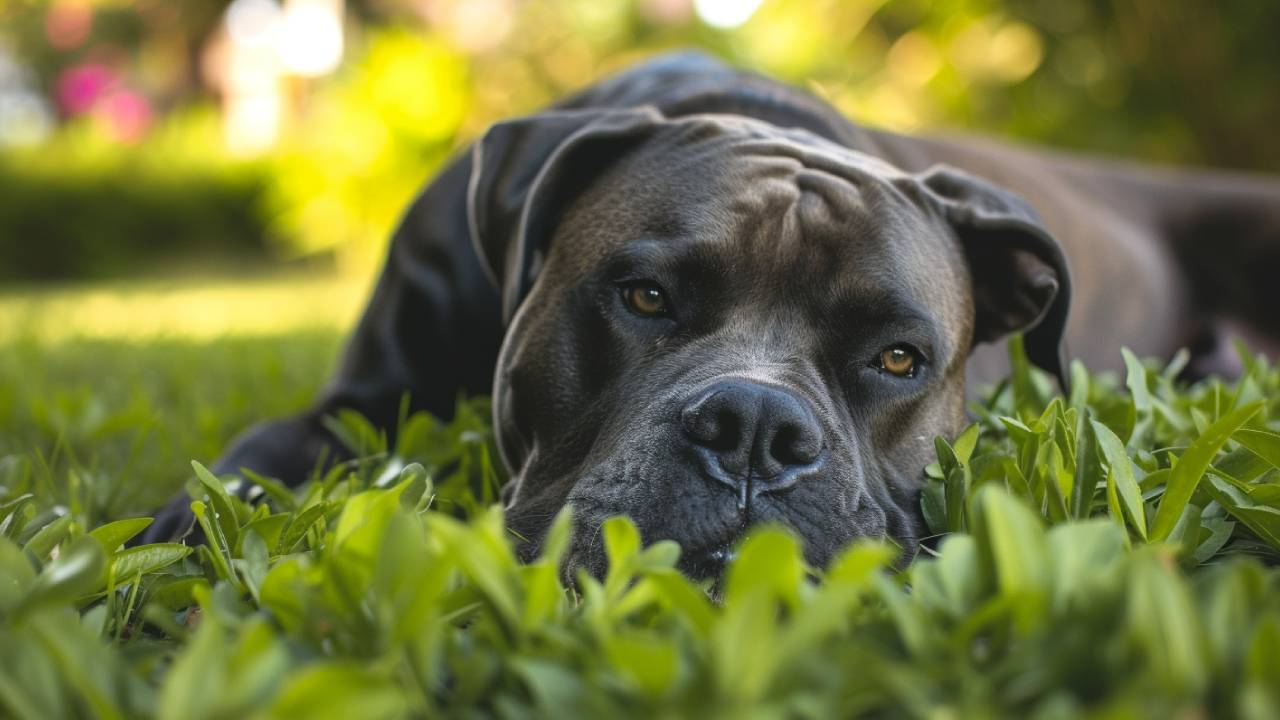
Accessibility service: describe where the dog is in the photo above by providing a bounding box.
[144,52,1280,577]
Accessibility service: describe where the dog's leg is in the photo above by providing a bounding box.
[250,156,506,477]
[139,156,503,543]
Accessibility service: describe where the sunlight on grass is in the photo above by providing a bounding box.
[0,271,372,343]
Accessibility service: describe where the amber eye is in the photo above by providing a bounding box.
[622,282,669,317]
[878,345,918,377]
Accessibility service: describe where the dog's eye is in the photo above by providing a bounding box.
[877,345,919,377]
[621,282,669,317]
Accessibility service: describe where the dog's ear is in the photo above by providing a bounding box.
[468,106,664,321]
[913,165,1072,388]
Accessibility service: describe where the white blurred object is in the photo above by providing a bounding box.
[217,0,285,154]
[693,0,763,29]
[212,0,344,154]
[423,0,514,53]
[224,87,282,155]
[278,0,345,76]
[0,42,53,146]
[226,0,284,48]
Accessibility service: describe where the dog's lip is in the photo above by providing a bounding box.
[690,541,737,563]
[678,530,743,578]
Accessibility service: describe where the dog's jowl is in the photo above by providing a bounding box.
[143,52,1280,579]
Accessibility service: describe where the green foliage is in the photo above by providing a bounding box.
[928,338,1280,568]
[3,339,1280,718]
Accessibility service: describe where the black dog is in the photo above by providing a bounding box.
[146,52,1280,577]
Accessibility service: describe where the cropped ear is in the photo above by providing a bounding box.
[913,165,1072,389]
[467,106,664,321]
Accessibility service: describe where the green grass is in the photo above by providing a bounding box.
[0,270,362,517]
[3,329,1280,719]
[0,332,342,520]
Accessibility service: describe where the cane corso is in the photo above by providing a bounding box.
[145,52,1280,578]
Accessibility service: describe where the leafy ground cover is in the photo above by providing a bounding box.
[2,331,1280,719]
[0,332,341,518]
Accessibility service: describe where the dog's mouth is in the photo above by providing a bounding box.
[678,531,742,579]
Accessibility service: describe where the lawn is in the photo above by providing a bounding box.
[0,273,358,517]
[3,277,1280,719]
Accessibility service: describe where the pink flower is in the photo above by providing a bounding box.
[56,63,115,116]
[96,88,154,143]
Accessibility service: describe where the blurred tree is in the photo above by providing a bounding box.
[1,0,1277,280]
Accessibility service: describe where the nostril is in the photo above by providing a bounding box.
[769,423,819,466]
[762,422,803,461]
[705,409,740,452]
[681,393,741,452]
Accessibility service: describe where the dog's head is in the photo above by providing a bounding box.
[467,106,1069,578]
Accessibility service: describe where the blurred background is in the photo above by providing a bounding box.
[2,0,1279,336]
[1,0,1277,513]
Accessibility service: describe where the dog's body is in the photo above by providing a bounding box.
[146,53,1280,575]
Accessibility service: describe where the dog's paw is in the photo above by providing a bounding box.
[134,492,202,546]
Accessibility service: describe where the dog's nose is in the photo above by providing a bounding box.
[681,380,825,503]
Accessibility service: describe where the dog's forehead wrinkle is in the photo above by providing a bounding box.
[691,155,947,322]
[682,115,905,180]
[571,122,944,321]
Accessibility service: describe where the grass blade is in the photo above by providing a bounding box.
[1150,401,1264,542]
[1092,420,1147,540]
